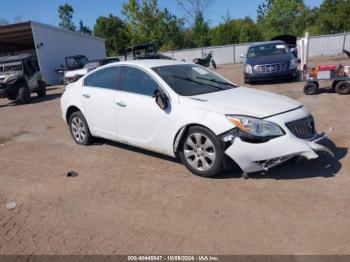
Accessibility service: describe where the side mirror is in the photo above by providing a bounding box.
[240,54,245,59]
[154,89,168,110]
[290,48,297,57]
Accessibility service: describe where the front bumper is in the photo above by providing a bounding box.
[224,108,334,174]
[244,68,297,81]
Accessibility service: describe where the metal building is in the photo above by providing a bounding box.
[0,21,106,85]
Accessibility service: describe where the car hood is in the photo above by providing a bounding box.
[184,87,301,118]
[0,71,22,84]
[246,53,293,65]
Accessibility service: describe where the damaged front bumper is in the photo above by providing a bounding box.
[224,108,334,174]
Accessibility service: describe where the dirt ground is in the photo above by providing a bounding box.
[0,55,349,255]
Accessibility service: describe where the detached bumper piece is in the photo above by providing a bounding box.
[224,127,334,174]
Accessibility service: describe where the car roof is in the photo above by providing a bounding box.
[249,40,285,47]
[0,54,32,63]
[106,59,188,69]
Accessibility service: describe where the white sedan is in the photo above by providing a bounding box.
[60,60,333,177]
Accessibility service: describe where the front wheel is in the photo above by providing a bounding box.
[17,86,31,104]
[37,80,47,97]
[335,81,350,95]
[69,111,93,145]
[179,126,224,177]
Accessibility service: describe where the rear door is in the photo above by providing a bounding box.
[81,66,120,138]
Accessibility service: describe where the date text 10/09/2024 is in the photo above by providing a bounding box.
[127,256,220,261]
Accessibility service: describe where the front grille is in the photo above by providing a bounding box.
[286,115,315,139]
[254,63,288,73]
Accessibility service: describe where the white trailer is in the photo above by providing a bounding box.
[0,21,106,85]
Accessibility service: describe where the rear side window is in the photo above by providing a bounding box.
[84,66,119,89]
[120,66,159,96]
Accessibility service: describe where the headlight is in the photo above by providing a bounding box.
[290,58,297,69]
[226,115,284,138]
[245,64,253,74]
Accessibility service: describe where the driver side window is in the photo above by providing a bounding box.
[120,66,159,96]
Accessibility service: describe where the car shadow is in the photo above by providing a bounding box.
[96,138,346,180]
[93,138,181,164]
[29,93,62,104]
[0,93,62,108]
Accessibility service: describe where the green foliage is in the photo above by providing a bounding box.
[210,17,262,46]
[58,3,76,31]
[317,0,350,34]
[78,20,92,35]
[93,15,129,56]
[122,0,186,50]
[192,11,210,47]
[56,0,350,54]
[256,0,305,39]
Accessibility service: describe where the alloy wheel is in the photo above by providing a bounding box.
[71,116,87,143]
[184,133,216,171]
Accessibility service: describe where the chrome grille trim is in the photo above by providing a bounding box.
[254,63,288,73]
[286,115,315,139]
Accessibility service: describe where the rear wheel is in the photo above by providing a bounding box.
[68,111,92,145]
[37,80,47,97]
[335,81,350,95]
[17,86,31,104]
[303,82,318,95]
[179,126,224,177]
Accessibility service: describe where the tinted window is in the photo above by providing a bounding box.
[84,67,119,89]
[152,64,235,96]
[120,66,158,96]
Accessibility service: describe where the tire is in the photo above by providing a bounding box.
[331,81,339,92]
[335,81,350,95]
[244,78,250,84]
[211,60,217,69]
[68,111,93,146]
[303,82,318,95]
[179,126,224,177]
[37,81,47,97]
[17,86,31,104]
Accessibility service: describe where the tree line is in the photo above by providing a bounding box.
[2,0,350,56]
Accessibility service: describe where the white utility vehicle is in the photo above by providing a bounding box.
[0,54,46,104]
[60,60,333,177]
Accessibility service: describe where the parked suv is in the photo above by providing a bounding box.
[243,41,297,83]
[0,54,46,104]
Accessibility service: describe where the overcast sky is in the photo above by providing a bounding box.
[2,0,322,28]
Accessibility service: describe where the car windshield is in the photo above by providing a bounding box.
[247,43,289,58]
[152,64,236,96]
[67,56,89,67]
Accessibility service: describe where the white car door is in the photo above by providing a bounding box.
[115,65,170,152]
[81,66,119,138]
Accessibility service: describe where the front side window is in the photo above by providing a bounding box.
[152,64,236,96]
[120,66,159,96]
[84,66,119,89]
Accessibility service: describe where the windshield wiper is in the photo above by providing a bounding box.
[173,75,226,90]
[195,76,237,87]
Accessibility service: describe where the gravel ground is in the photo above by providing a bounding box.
[0,55,349,255]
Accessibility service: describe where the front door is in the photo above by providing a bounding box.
[115,66,170,152]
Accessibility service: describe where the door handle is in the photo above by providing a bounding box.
[82,94,91,98]
[116,101,127,107]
